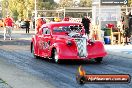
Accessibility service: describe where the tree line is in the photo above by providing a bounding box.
[1,0,92,20]
[1,0,132,21]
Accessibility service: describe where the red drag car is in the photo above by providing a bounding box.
[31,22,107,63]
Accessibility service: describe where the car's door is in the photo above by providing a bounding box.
[37,28,44,56]
[42,27,52,57]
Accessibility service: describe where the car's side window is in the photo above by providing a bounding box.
[42,27,50,35]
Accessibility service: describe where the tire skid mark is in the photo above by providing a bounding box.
[0,48,132,88]
[0,49,120,88]
[104,55,132,69]
[0,49,79,88]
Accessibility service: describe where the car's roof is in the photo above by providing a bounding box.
[41,21,82,28]
[48,21,81,25]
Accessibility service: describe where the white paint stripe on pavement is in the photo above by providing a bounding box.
[16,38,31,40]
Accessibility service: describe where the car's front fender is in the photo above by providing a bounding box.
[88,41,107,58]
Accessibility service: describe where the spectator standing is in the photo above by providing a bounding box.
[128,12,132,35]
[36,15,46,33]
[121,12,130,45]
[121,12,127,45]
[25,18,30,33]
[3,15,14,40]
[81,15,91,37]
[130,35,132,44]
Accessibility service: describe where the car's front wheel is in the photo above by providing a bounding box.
[52,49,60,63]
[95,57,103,63]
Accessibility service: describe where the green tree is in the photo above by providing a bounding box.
[37,0,57,16]
[37,0,57,10]
[59,0,73,7]
[79,0,92,7]
[128,0,132,6]
[1,0,7,18]
[1,0,57,20]
[8,0,18,20]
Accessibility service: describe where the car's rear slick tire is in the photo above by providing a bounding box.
[52,49,60,64]
[95,57,103,63]
[31,43,39,59]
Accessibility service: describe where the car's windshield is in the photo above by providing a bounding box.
[53,25,82,33]
[53,26,70,32]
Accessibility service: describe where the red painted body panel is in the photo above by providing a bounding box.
[88,41,107,59]
[31,22,107,60]
[50,41,107,60]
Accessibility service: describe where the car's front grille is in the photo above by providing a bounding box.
[75,38,87,57]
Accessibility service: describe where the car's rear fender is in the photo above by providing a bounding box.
[31,35,39,55]
[50,43,64,57]
[50,43,78,58]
